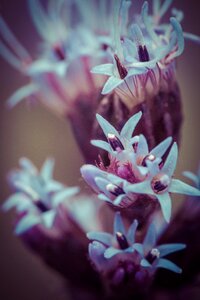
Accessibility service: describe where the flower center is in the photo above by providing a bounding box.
[116,231,129,250]
[107,133,124,152]
[53,44,66,61]
[138,45,150,62]
[146,248,160,264]
[106,183,125,197]
[35,200,49,213]
[114,54,128,79]
[151,173,170,194]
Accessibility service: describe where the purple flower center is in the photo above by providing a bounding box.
[53,45,66,61]
[138,45,150,62]
[151,173,170,194]
[35,200,49,213]
[106,183,125,196]
[114,54,128,79]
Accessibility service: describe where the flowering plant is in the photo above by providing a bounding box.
[1,1,200,299]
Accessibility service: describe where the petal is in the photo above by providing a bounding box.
[95,177,110,197]
[125,180,154,195]
[91,63,114,76]
[40,158,55,181]
[157,193,172,223]
[169,179,200,196]
[162,142,178,177]
[155,258,182,273]
[151,137,172,158]
[81,165,106,193]
[104,247,122,259]
[140,258,151,268]
[15,214,40,235]
[182,171,199,187]
[98,193,111,203]
[96,114,120,139]
[114,212,126,235]
[52,187,79,206]
[127,219,138,244]
[91,140,111,153]
[133,243,144,255]
[143,222,157,252]
[7,83,39,108]
[2,193,28,211]
[102,76,124,94]
[157,243,186,258]
[120,111,142,140]
[87,232,113,246]
[42,210,56,228]
[113,194,126,206]
[167,18,184,61]
[19,157,38,174]
[137,134,149,156]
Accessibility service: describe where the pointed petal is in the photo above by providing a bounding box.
[91,63,114,76]
[169,179,200,196]
[96,114,120,139]
[125,180,154,195]
[19,157,38,174]
[2,193,30,212]
[182,171,199,187]
[157,243,186,258]
[91,140,111,153]
[95,177,110,196]
[40,158,55,181]
[42,210,56,228]
[113,194,126,206]
[155,258,182,273]
[102,76,124,94]
[143,222,157,252]
[104,247,122,259]
[127,219,138,244]
[52,187,79,206]
[120,111,142,139]
[15,214,40,235]
[7,84,39,108]
[168,18,184,60]
[151,137,172,158]
[87,232,113,246]
[141,258,151,267]
[114,212,126,235]
[137,134,149,156]
[157,193,172,223]
[133,243,144,255]
[162,142,178,177]
[81,165,106,193]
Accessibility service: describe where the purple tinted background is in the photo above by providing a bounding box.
[0,1,200,300]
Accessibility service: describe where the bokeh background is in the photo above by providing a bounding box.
[0,1,200,299]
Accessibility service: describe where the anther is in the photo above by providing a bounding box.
[106,183,125,197]
[116,231,129,249]
[151,173,170,194]
[107,133,124,152]
[114,54,128,79]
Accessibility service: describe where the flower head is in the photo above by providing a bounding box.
[133,222,186,273]
[3,157,79,234]
[88,212,138,259]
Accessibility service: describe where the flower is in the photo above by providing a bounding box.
[82,113,200,222]
[3,157,79,234]
[125,142,200,222]
[88,212,138,259]
[133,222,186,273]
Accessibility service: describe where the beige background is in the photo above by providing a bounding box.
[0,1,200,299]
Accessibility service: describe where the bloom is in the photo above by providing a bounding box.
[133,222,186,273]
[3,157,79,234]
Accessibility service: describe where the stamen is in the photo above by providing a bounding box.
[151,173,170,194]
[151,248,160,258]
[116,231,129,249]
[142,154,156,167]
[107,133,124,151]
[106,183,125,197]
[131,24,150,62]
[114,54,128,79]
[53,44,65,61]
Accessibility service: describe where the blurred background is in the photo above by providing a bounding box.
[0,1,200,299]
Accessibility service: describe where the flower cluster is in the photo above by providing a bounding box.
[1,1,200,300]
[81,112,200,222]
